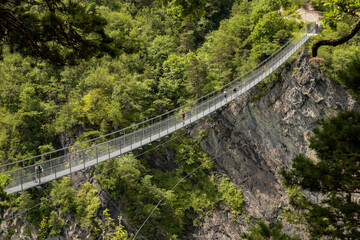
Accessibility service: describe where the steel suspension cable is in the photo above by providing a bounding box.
[0,24,315,170]
[1,131,187,224]
[132,142,247,239]
[2,24,317,195]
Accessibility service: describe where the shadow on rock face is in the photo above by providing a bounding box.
[185,48,359,239]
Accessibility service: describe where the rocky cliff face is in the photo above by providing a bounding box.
[2,49,358,240]
[185,49,359,239]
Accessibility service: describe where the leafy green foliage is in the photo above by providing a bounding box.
[96,154,173,237]
[249,11,301,63]
[0,0,312,238]
[49,177,78,215]
[159,0,207,19]
[168,133,218,225]
[336,53,360,95]
[75,182,101,231]
[95,132,240,237]
[250,12,286,43]
[48,211,65,236]
[321,0,360,29]
[310,0,326,11]
[0,174,11,214]
[37,217,49,240]
[281,111,360,239]
[12,177,101,238]
[242,221,301,240]
[250,0,294,24]
[0,0,115,65]
[184,51,208,98]
[0,0,304,169]
[309,17,360,97]
[100,209,130,240]
[311,0,360,57]
[218,177,244,214]
[285,186,305,207]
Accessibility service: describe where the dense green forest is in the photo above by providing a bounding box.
[282,111,360,239]
[0,0,305,168]
[0,0,359,239]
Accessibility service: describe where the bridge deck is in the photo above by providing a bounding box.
[3,30,314,195]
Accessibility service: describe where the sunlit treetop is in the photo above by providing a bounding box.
[159,0,206,19]
[323,0,360,28]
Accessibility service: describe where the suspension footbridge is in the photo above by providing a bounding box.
[1,25,319,194]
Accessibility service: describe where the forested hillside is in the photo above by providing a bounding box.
[0,0,359,239]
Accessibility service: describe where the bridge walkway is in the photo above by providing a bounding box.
[2,26,318,194]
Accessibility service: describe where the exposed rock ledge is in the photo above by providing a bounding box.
[1,49,358,240]
[186,49,359,239]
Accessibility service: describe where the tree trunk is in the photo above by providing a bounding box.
[312,18,360,57]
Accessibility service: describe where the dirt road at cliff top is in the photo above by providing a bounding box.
[296,3,323,23]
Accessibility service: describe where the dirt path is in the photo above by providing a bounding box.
[296,2,323,23]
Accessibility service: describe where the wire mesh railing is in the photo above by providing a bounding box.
[2,24,318,194]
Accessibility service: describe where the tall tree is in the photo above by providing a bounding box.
[185,51,207,98]
[0,0,115,65]
[281,111,360,239]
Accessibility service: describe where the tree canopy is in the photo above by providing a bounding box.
[0,0,115,65]
[0,0,334,238]
[159,0,206,18]
[281,111,360,239]
[242,221,300,240]
[312,0,360,56]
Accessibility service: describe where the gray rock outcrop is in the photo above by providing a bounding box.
[186,49,359,239]
[2,48,358,240]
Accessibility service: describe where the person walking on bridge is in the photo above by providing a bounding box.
[35,164,43,183]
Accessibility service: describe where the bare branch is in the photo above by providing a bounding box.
[312,18,360,57]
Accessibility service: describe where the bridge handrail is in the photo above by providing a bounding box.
[0,24,316,171]
[3,24,317,193]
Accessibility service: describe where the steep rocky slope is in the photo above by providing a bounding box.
[2,48,358,240]
[184,49,359,239]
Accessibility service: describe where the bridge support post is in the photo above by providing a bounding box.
[83,151,86,170]
[159,116,161,138]
[3,27,315,195]
[150,120,153,141]
[124,131,126,151]
[195,104,198,121]
[142,123,144,146]
[50,152,52,173]
[175,115,177,131]
[213,92,216,110]
[130,133,133,151]
[20,170,23,191]
[50,160,53,176]
[188,110,190,124]
[306,24,311,34]
[96,146,98,164]
[108,142,111,159]
[120,133,123,155]
[167,114,169,134]
[208,96,210,115]
[69,154,72,178]
[119,134,122,151]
